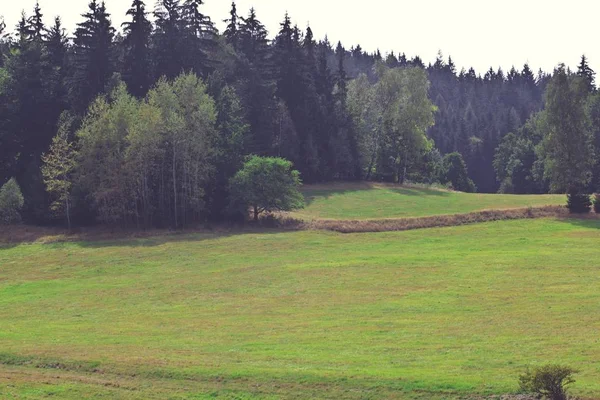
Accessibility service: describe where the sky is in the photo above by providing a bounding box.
[2,0,599,76]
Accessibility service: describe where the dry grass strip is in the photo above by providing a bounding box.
[297,206,571,233]
[1,206,591,245]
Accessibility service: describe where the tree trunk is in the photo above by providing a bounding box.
[66,197,71,232]
[172,150,178,229]
[254,206,259,222]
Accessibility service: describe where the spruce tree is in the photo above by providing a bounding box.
[46,17,68,69]
[577,55,596,93]
[122,0,152,97]
[239,7,268,63]
[153,0,183,79]
[237,7,276,156]
[543,64,594,195]
[181,0,215,76]
[2,4,69,222]
[70,0,116,113]
[28,2,45,41]
[335,42,349,104]
[223,2,239,48]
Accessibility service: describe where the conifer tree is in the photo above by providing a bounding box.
[153,0,183,79]
[223,2,239,48]
[122,0,152,97]
[181,0,215,76]
[46,17,68,68]
[70,0,116,113]
[238,7,268,63]
[577,55,596,93]
[336,42,348,100]
[237,7,276,156]
[542,64,594,193]
[28,2,44,41]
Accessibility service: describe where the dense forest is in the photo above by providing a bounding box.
[0,0,599,227]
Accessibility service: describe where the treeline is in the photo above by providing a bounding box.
[0,1,598,227]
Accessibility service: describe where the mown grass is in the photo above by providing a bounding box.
[1,218,600,399]
[291,183,565,220]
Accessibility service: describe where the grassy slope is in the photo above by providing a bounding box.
[292,183,565,220]
[1,218,600,399]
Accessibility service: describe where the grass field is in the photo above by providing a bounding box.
[1,218,600,399]
[291,183,565,220]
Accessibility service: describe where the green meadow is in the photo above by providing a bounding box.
[292,183,565,220]
[1,218,599,399]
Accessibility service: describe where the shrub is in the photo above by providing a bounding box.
[593,194,600,213]
[566,191,591,214]
[441,152,476,193]
[519,364,578,400]
[0,179,25,224]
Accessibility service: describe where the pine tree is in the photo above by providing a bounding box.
[70,0,116,113]
[122,0,152,97]
[46,17,68,68]
[223,1,239,48]
[15,12,31,47]
[181,0,215,76]
[577,55,596,93]
[336,42,348,100]
[2,3,70,222]
[543,64,594,194]
[237,7,276,156]
[238,7,268,63]
[153,0,183,79]
[45,17,70,134]
[28,2,45,41]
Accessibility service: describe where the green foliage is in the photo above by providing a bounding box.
[495,112,549,194]
[441,152,476,193]
[347,66,436,183]
[0,178,24,224]
[76,73,217,227]
[542,65,594,193]
[519,365,578,400]
[567,191,591,214]
[229,156,304,221]
[41,114,78,229]
[593,194,600,213]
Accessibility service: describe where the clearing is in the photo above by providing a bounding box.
[291,183,565,220]
[1,218,599,399]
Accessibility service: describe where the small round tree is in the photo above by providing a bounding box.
[441,152,476,193]
[592,193,600,213]
[567,189,591,214]
[0,178,25,224]
[229,156,305,222]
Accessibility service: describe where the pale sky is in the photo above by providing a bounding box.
[2,0,598,76]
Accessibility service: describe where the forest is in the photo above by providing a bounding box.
[0,0,599,228]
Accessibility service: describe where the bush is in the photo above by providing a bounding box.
[566,191,591,214]
[441,152,476,193]
[593,194,600,213]
[519,364,578,400]
[0,179,25,224]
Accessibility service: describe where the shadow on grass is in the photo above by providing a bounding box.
[390,188,451,197]
[75,227,294,249]
[554,213,600,230]
[0,223,301,250]
[301,181,374,206]
[302,182,451,206]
